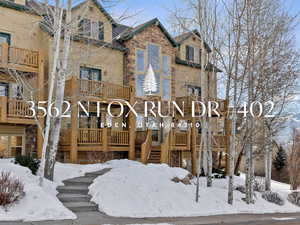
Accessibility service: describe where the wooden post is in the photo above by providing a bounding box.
[128,86,136,160]
[70,76,78,163]
[37,51,44,158]
[102,127,108,151]
[191,117,198,175]
[0,96,7,122]
[1,43,9,67]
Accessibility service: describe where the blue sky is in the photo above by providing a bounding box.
[110,0,300,48]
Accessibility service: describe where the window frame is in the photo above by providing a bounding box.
[0,82,8,97]
[0,32,11,45]
[80,66,102,81]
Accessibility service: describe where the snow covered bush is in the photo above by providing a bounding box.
[254,177,265,192]
[288,192,300,207]
[261,191,285,206]
[0,172,25,207]
[171,174,193,185]
[15,155,40,175]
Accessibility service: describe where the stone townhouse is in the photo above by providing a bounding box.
[0,0,228,174]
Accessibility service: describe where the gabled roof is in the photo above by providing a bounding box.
[175,29,212,53]
[118,18,178,47]
[72,0,116,26]
[0,0,37,15]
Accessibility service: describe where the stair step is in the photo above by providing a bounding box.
[63,176,95,186]
[63,201,98,212]
[57,185,89,195]
[57,193,91,202]
[85,168,111,177]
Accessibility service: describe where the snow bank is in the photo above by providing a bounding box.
[89,160,300,218]
[0,159,76,222]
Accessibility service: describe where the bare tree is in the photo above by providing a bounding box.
[288,128,300,190]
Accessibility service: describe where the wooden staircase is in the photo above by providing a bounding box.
[148,149,161,164]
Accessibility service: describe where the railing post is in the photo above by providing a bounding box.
[103,127,108,151]
[1,43,9,67]
[0,96,7,122]
[37,51,45,158]
[70,76,78,163]
[129,86,136,160]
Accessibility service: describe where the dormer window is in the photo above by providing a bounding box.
[79,18,104,41]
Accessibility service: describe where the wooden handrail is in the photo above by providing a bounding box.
[141,129,152,164]
[7,98,34,118]
[78,128,102,145]
[0,43,39,69]
[76,78,131,100]
[109,130,129,146]
[161,132,170,164]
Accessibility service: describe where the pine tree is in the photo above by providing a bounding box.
[273,146,287,171]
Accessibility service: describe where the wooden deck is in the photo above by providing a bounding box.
[59,128,130,152]
[65,76,131,101]
[0,43,40,73]
[0,97,36,124]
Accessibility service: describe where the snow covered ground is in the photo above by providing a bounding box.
[89,160,300,218]
[0,159,76,221]
[1,158,300,221]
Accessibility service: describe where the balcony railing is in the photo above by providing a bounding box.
[76,128,129,146]
[0,43,39,72]
[0,97,35,123]
[65,77,131,100]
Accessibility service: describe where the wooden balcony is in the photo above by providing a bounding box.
[170,130,191,150]
[0,96,36,124]
[59,128,130,151]
[0,43,40,73]
[65,77,131,101]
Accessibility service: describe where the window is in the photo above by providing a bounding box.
[199,49,202,65]
[136,50,145,72]
[11,83,23,99]
[187,85,201,97]
[136,114,146,130]
[0,32,10,45]
[186,45,194,61]
[79,112,101,128]
[136,74,145,97]
[148,44,160,70]
[162,55,171,76]
[162,79,171,100]
[0,82,8,96]
[80,67,101,81]
[98,22,104,40]
[79,19,104,40]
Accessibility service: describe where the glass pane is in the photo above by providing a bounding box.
[136,75,145,97]
[148,44,160,70]
[90,69,101,81]
[98,21,104,40]
[0,32,10,45]
[154,73,160,94]
[163,55,170,76]
[148,116,159,130]
[136,114,145,129]
[0,83,8,96]
[136,50,145,71]
[162,79,170,100]
[80,68,90,80]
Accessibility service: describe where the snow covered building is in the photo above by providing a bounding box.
[0,0,228,174]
